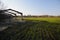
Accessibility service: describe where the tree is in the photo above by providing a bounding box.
[0,0,8,22]
[0,0,6,10]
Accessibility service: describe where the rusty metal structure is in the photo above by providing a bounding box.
[0,9,23,22]
[0,9,23,31]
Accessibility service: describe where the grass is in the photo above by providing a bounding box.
[24,17,60,23]
[0,17,60,40]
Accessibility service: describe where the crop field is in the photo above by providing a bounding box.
[24,17,60,23]
[0,17,60,40]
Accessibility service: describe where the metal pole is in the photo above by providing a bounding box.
[21,13,23,21]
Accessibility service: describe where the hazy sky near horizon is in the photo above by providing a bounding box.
[1,0,60,16]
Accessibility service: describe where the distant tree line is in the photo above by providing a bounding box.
[23,15,60,18]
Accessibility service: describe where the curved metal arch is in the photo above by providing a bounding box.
[3,9,22,15]
[7,9,22,14]
[3,9,23,20]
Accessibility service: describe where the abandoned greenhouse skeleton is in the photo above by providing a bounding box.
[0,9,23,31]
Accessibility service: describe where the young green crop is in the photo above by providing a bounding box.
[0,17,60,40]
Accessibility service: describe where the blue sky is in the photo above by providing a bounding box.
[1,0,60,16]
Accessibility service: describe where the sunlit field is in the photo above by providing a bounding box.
[24,17,60,23]
[0,17,60,40]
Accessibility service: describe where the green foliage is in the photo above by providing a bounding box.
[24,17,60,23]
[0,17,60,40]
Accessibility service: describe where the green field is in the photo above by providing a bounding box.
[24,17,60,23]
[0,17,60,40]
